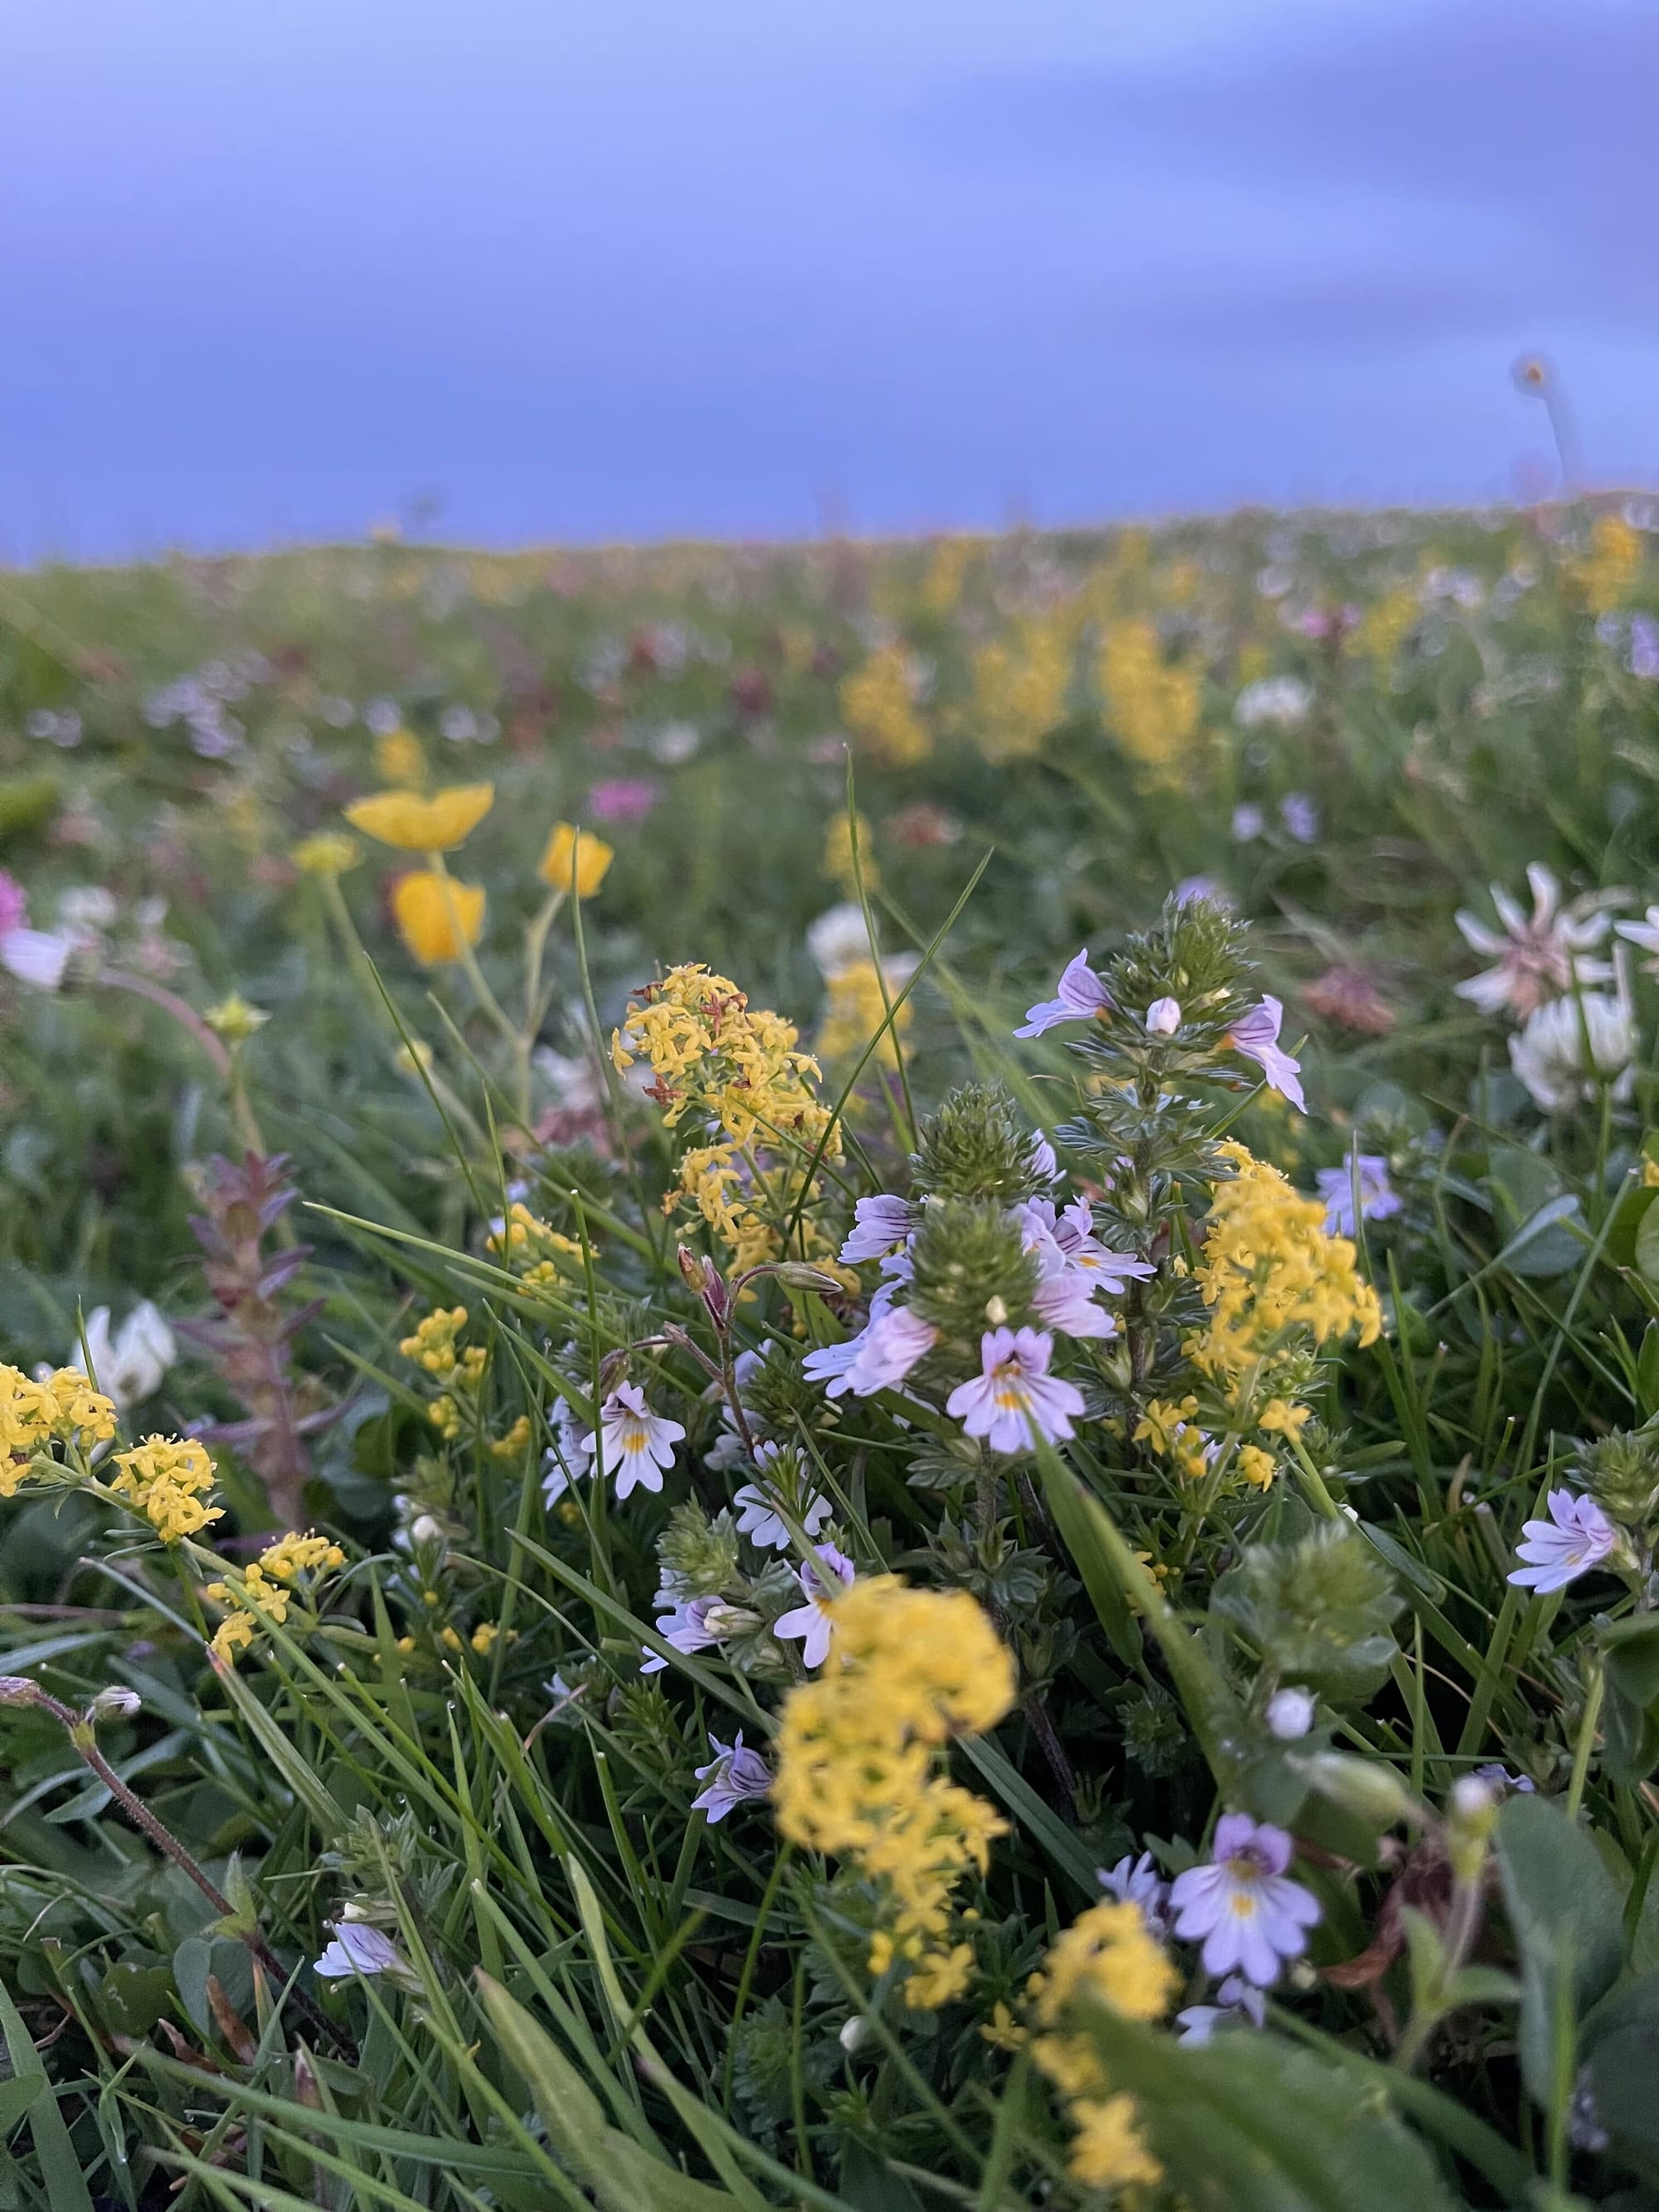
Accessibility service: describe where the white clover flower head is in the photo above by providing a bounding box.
[1509,991,1635,1113]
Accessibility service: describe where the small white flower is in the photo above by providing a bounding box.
[70,1302,177,1413]
[1145,996,1182,1036]
[1266,1687,1316,1740]
[1509,992,1634,1112]
[1234,676,1312,729]
[807,903,873,979]
[584,1383,686,1501]
[733,1480,832,1551]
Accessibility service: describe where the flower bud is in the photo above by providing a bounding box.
[1297,1750,1415,1826]
[1145,996,1182,1037]
[0,1675,40,1707]
[1266,1686,1316,1740]
[89,1686,142,1723]
[839,2015,869,2052]
[910,1082,1053,1203]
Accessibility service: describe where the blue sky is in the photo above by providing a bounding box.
[2,0,1652,557]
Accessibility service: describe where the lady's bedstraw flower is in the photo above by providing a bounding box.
[773,1577,1015,2007]
[0,1364,119,1493]
[1027,1898,1179,2194]
[538,821,614,897]
[946,1328,1084,1455]
[1015,950,1112,1038]
[583,1383,685,1501]
[204,1528,345,1663]
[391,872,486,965]
[1508,1489,1620,1593]
[690,1730,772,1821]
[344,782,494,851]
[108,1437,221,1543]
[1169,1813,1321,1986]
[1454,863,1613,1020]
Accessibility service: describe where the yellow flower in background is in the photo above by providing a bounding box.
[817,958,914,1067]
[822,812,878,892]
[202,995,269,1043]
[971,616,1072,764]
[345,782,494,852]
[1576,513,1643,614]
[1099,619,1204,790]
[538,821,614,896]
[391,871,486,965]
[374,727,427,790]
[1027,1898,1177,2194]
[841,647,931,768]
[292,832,361,877]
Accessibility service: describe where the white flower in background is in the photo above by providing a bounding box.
[58,886,119,936]
[1231,804,1266,843]
[69,1302,177,1412]
[1266,1687,1316,1740]
[1454,864,1613,1019]
[1234,676,1312,729]
[1509,992,1634,1112]
[808,903,873,979]
[1616,903,1659,976]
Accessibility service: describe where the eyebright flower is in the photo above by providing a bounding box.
[1175,1973,1267,2044]
[1316,1154,1402,1237]
[690,1730,771,1821]
[640,1591,720,1675]
[839,1305,939,1395]
[772,1544,857,1669]
[390,871,486,965]
[1224,996,1305,1111]
[1097,1850,1170,1937]
[539,821,614,896]
[1014,950,1112,1038]
[1508,1488,1620,1592]
[839,1192,913,1264]
[733,1478,832,1550]
[583,1383,685,1501]
[313,1919,409,1980]
[946,1328,1085,1456]
[1017,1198,1154,1296]
[1616,903,1659,977]
[1455,863,1613,1019]
[344,782,494,852]
[1168,1812,1321,1986]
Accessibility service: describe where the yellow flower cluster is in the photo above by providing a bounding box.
[840,648,931,769]
[109,1436,222,1543]
[1133,1395,1212,1483]
[1027,1899,1178,2194]
[1098,619,1204,790]
[1576,513,1643,615]
[773,1577,1016,2010]
[816,960,913,1069]
[970,616,1071,763]
[487,1202,585,1290]
[399,1305,489,1439]
[0,1365,118,1493]
[206,1528,346,1663]
[612,964,840,1271]
[1189,1143,1382,1417]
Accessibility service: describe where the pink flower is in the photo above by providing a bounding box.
[0,873,26,936]
[586,777,659,824]
[946,1326,1084,1455]
[1224,996,1306,1111]
[1169,1813,1321,1986]
[1509,1489,1620,1593]
[1015,950,1112,1038]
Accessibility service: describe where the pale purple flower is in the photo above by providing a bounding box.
[691,1730,771,1821]
[314,1920,407,1980]
[1231,804,1266,843]
[1018,1197,1154,1295]
[1176,1975,1267,2044]
[1027,1133,1059,1184]
[1169,1813,1321,1986]
[733,1477,832,1550]
[1316,1155,1402,1237]
[1225,996,1306,1111]
[946,1327,1085,1455]
[1470,1764,1536,1795]
[1145,995,1182,1036]
[1280,793,1319,843]
[1617,902,1659,978]
[1015,949,1112,1038]
[641,1593,720,1675]
[1175,875,1230,909]
[802,1330,865,1398]
[542,1398,595,1504]
[840,1305,938,1395]
[587,776,659,824]
[1455,864,1613,1019]
[1098,1850,1169,1937]
[840,1194,912,1263]
[772,1544,856,1669]
[1630,615,1659,680]
[1031,1266,1116,1340]
[583,1383,686,1500]
[0,928,72,992]
[1509,1489,1619,1593]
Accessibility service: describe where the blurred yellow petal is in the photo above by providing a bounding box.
[345,783,494,852]
[391,871,486,965]
[538,822,614,897]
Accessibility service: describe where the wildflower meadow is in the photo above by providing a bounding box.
[6,503,1659,2207]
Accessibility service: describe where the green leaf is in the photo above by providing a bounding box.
[0,1971,95,2212]
[1027,1432,1141,1669]
[1496,1792,1626,2103]
[1637,1200,1659,1288]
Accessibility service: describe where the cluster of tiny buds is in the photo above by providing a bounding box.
[0,1676,141,1726]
